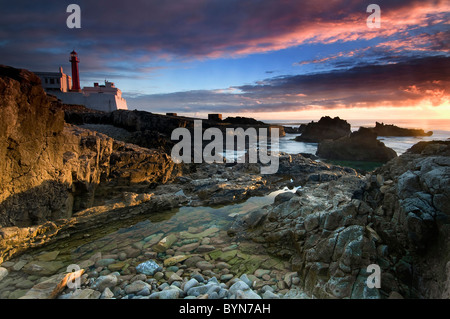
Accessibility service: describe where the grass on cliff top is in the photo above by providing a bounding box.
[324,159,384,173]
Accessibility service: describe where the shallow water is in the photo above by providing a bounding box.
[0,186,299,299]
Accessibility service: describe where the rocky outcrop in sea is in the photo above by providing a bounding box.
[317,127,398,163]
[294,116,351,143]
[370,122,433,137]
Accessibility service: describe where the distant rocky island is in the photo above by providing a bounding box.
[294,116,351,143]
[289,116,435,164]
[0,65,449,300]
[317,127,397,163]
[370,122,433,137]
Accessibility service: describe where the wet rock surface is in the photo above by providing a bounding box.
[0,220,307,299]
[317,127,397,163]
[234,141,450,298]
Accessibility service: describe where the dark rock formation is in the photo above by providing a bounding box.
[284,124,306,134]
[63,107,285,152]
[232,140,450,299]
[0,65,180,228]
[295,116,351,143]
[0,65,66,224]
[317,127,397,163]
[370,122,433,137]
[362,140,450,298]
[222,116,265,126]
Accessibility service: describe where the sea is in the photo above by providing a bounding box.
[268,119,450,156]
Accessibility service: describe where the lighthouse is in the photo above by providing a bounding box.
[69,50,81,91]
[34,50,128,111]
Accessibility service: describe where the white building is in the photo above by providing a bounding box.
[35,67,128,112]
[35,67,72,93]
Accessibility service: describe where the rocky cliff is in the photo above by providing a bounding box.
[316,127,398,163]
[295,116,351,143]
[232,140,449,298]
[63,107,286,154]
[364,140,450,298]
[0,65,180,228]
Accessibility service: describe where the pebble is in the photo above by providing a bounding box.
[208,291,219,299]
[118,252,127,261]
[184,256,204,268]
[236,289,262,299]
[178,242,199,252]
[262,290,280,299]
[192,273,205,283]
[240,274,253,288]
[196,245,215,253]
[220,274,233,281]
[0,262,14,269]
[183,278,199,293]
[136,260,162,276]
[95,258,116,268]
[261,285,275,293]
[229,280,250,296]
[159,289,180,299]
[196,261,214,271]
[277,280,287,290]
[12,260,27,272]
[218,288,228,299]
[0,267,8,281]
[91,274,118,292]
[254,269,271,278]
[136,287,151,296]
[124,280,150,295]
[187,283,217,297]
[215,262,230,269]
[171,281,182,289]
[154,272,164,281]
[159,282,169,291]
[100,287,115,299]
[15,280,34,289]
[168,273,183,284]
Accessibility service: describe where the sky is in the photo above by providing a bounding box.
[1,0,449,121]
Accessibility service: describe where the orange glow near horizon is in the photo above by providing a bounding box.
[180,103,450,122]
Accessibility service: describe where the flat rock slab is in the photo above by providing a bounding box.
[20,269,84,299]
[180,227,219,239]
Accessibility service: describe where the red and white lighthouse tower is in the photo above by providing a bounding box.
[70,50,81,91]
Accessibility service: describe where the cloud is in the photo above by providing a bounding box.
[1,0,448,115]
[127,55,450,113]
[1,0,449,67]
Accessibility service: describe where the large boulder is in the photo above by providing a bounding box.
[316,127,397,163]
[295,116,351,143]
